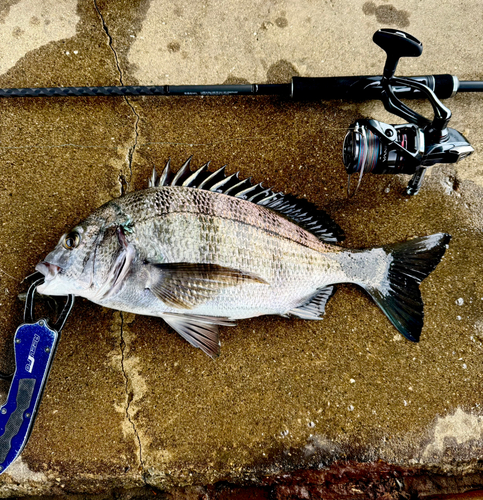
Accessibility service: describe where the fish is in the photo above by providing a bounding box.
[35,158,451,358]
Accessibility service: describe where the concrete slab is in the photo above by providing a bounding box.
[0,0,482,497]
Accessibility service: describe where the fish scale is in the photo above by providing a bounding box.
[36,160,450,358]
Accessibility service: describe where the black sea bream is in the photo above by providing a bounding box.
[36,159,450,357]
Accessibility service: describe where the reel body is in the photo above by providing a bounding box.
[344,119,473,195]
[343,29,474,195]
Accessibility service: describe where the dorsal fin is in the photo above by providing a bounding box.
[148,159,344,243]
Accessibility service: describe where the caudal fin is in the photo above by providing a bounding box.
[364,233,451,342]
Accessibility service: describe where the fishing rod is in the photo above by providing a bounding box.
[1,72,481,101]
[1,29,481,195]
[1,72,482,101]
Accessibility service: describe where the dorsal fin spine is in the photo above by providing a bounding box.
[182,162,209,187]
[210,172,239,192]
[198,166,226,189]
[225,178,252,196]
[159,159,172,186]
[171,157,192,186]
[148,167,157,188]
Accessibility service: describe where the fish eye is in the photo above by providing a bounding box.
[63,231,81,250]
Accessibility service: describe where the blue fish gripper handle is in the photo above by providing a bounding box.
[0,320,59,473]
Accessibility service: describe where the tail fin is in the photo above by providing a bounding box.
[364,233,451,342]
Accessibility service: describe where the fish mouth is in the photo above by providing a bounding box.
[35,261,61,280]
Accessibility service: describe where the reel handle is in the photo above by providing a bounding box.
[374,29,452,137]
[373,29,423,79]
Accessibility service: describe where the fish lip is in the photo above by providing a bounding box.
[35,261,61,280]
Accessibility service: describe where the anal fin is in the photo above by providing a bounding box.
[287,286,334,320]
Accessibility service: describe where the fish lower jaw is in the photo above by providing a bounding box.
[35,262,60,294]
[35,280,66,296]
[35,262,80,296]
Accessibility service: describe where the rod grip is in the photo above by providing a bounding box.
[290,74,458,100]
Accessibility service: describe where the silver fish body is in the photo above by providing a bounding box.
[36,159,450,357]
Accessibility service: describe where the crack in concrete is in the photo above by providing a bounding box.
[93,0,139,195]
[119,312,147,485]
[92,9,144,473]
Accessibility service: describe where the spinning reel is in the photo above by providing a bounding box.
[343,29,474,196]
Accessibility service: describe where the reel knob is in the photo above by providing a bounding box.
[373,29,423,79]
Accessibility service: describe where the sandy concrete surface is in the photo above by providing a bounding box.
[0,0,482,497]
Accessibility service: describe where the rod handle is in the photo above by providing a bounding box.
[290,74,458,100]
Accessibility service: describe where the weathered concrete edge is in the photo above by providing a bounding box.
[5,461,483,499]
[2,416,483,499]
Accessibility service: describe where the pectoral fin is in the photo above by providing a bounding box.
[146,262,267,309]
[162,313,236,358]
